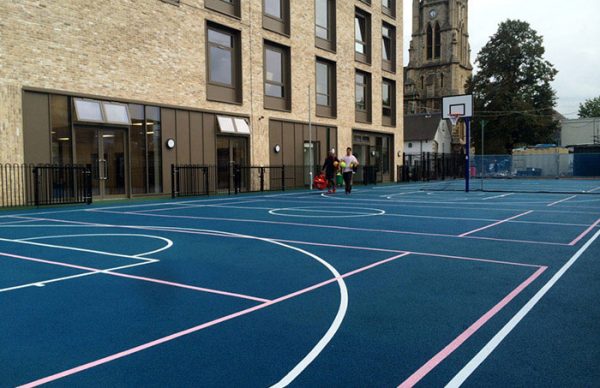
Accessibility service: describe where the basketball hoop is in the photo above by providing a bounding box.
[449,113,462,128]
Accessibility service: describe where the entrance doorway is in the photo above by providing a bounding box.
[75,126,128,199]
[216,136,249,191]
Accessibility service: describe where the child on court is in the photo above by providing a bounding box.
[322,149,339,194]
[340,147,359,194]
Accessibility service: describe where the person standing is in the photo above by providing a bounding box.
[322,149,339,194]
[340,147,359,194]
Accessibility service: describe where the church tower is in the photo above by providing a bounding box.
[404,0,473,115]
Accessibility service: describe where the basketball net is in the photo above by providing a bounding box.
[449,113,462,128]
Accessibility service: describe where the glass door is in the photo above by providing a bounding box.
[75,126,128,199]
[216,136,249,192]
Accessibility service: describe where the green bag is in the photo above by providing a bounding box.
[336,173,343,185]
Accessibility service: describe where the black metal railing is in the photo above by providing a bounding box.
[399,152,465,182]
[171,165,210,198]
[1,163,92,208]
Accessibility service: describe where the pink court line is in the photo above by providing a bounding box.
[18,253,410,388]
[547,195,577,207]
[397,265,548,388]
[458,211,534,237]
[91,209,568,247]
[569,218,600,246]
[0,252,269,303]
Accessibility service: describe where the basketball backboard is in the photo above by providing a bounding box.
[442,94,473,119]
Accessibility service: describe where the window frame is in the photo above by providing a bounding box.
[381,22,396,73]
[355,70,372,123]
[263,41,291,111]
[263,0,290,36]
[315,58,336,118]
[434,22,441,59]
[354,8,371,64]
[205,0,241,18]
[381,0,395,18]
[426,23,433,60]
[382,78,396,127]
[206,22,242,104]
[315,0,336,52]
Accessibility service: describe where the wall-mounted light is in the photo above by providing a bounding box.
[166,138,175,149]
[371,150,376,157]
[274,144,281,153]
[397,151,402,157]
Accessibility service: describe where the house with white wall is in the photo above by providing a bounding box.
[404,114,452,155]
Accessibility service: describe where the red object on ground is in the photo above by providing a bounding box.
[314,174,328,190]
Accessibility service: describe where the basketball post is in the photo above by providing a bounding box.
[465,117,471,193]
[442,94,473,194]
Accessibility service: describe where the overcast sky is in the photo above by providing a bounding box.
[403,0,600,118]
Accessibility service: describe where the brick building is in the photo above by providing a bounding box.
[0,0,403,199]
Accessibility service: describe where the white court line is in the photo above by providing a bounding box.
[137,199,266,214]
[588,186,600,193]
[271,195,600,215]
[15,227,349,388]
[446,229,600,387]
[482,193,514,200]
[91,209,569,246]
[547,195,577,207]
[0,218,42,225]
[458,211,534,237]
[380,191,424,198]
[0,237,156,262]
[18,233,174,258]
[0,261,156,293]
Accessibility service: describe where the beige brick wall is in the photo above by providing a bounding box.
[0,0,403,170]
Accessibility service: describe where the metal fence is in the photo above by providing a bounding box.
[171,165,210,198]
[470,153,600,179]
[171,163,387,198]
[1,164,92,208]
[399,153,465,182]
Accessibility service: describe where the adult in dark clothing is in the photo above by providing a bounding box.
[322,149,339,194]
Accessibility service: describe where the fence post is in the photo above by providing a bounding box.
[33,167,40,207]
[204,167,209,196]
[281,165,285,191]
[84,165,93,204]
[260,167,265,192]
[171,164,177,198]
[442,153,446,181]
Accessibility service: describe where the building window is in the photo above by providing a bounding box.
[264,42,291,111]
[205,0,240,18]
[427,23,433,60]
[382,0,395,17]
[440,73,444,88]
[50,95,72,165]
[315,0,336,51]
[382,78,396,126]
[316,58,336,118]
[206,23,242,104]
[129,105,163,194]
[427,22,441,60]
[382,22,395,72]
[263,0,290,35]
[434,23,441,59]
[355,70,371,123]
[355,8,371,63]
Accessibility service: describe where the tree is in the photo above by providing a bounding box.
[468,20,559,154]
[578,97,600,118]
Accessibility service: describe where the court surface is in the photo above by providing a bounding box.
[1,180,600,387]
